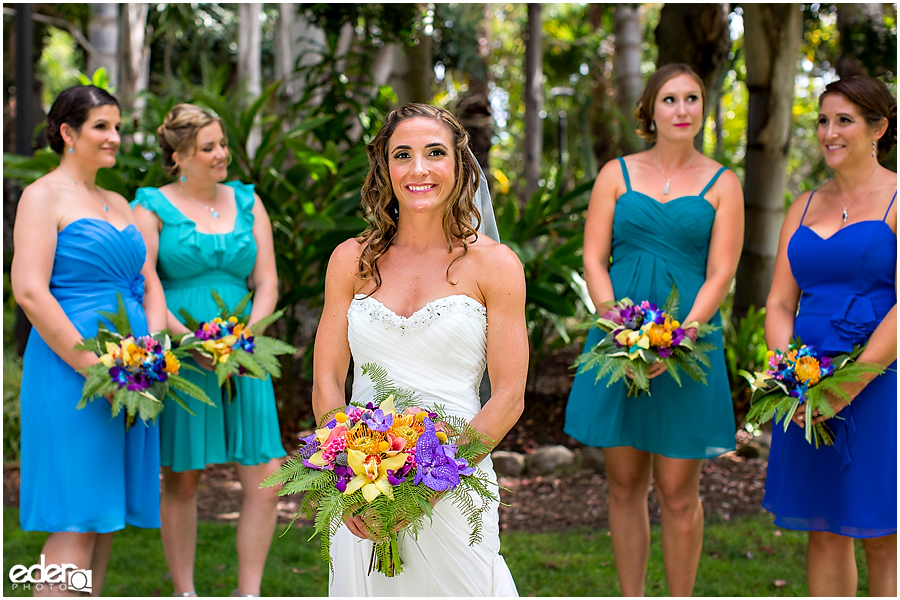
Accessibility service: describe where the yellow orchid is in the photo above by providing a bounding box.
[344,449,408,502]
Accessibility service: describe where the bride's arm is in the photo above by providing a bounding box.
[312,240,360,424]
[468,243,528,462]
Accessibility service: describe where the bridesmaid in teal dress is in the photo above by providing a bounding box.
[132,104,285,597]
[13,85,162,596]
[564,64,744,595]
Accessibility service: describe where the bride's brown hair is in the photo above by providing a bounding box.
[357,104,482,293]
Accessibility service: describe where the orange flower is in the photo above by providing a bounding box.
[795,356,821,385]
[646,323,672,348]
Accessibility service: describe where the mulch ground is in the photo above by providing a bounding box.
[2,348,770,534]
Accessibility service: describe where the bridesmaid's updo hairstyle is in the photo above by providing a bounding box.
[634,63,706,143]
[157,104,228,176]
[45,85,118,154]
[820,76,897,158]
[357,103,482,293]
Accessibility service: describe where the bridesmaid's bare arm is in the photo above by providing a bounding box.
[247,192,279,329]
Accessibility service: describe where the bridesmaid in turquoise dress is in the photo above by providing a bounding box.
[12,86,162,596]
[763,76,896,597]
[564,64,744,596]
[132,104,285,597]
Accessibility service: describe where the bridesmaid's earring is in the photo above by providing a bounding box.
[180,175,187,183]
[68,147,74,154]
[649,122,656,133]
[872,141,877,157]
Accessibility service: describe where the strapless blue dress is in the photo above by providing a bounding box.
[564,157,736,459]
[762,191,897,538]
[19,219,161,532]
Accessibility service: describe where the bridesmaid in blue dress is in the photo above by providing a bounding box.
[564,64,744,595]
[12,86,162,596]
[763,76,897,597]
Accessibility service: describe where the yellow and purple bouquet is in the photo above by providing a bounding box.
[575,286,718,396]
[178,291,295,393]
[264,364,496,578]
[75,294,213,428]
[744,338,884,447]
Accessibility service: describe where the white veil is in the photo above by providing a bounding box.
[469,149,500,243]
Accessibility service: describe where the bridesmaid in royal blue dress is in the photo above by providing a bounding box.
[12,86,163,596]
[764,77,897,596]
[564,64,744,595]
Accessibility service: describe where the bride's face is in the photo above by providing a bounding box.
[387,117,457,215]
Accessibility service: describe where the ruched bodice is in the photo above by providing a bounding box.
[20,218,160,533]
[348,294,487,421]
[50,219,146,328]
[565,157,735,458]
[332,293,517,597]
[763,191,897,539]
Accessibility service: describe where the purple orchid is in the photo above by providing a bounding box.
[333,464,353,492]
[363,408,393,432]
[413,418,471,491]
[387,462,412,485]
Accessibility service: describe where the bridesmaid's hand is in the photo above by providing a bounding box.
[189,349,217,372]
[645,361,668,380]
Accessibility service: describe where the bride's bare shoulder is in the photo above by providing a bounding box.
[326,238,364,285]
[466,235,525,297]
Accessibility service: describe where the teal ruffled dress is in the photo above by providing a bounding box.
[564,157,735,459]
[132,181,286,472]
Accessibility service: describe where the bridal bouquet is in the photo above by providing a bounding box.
[575,286,717,396]
[744,338,884,448]
[263,364,496,578]
[75,293,213,428]
[177,291,295,394]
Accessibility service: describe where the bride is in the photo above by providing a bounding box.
[313,103,527,596]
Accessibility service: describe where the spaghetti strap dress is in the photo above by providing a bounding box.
[564,157,735,459]
[762,191,897,538]
[132,182,285,472]
[19,219,161,532]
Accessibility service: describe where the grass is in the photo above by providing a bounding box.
[3,508,870,596]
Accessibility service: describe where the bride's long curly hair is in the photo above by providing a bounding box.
[357,104,482,293]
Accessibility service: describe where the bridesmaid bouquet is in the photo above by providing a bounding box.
[263,363,496,578]
[744,338,884,448]
[177,291,295,395]
[75,294,213,428]
[575,286,717,396]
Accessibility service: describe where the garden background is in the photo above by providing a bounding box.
[2,3,897,596]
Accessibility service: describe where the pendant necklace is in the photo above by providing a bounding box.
[651,148,697,195]
[179,183,220,219]
[838,165,878,224]
[59,166,108,211]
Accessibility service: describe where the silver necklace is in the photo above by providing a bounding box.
[179,183,220,219]
[59,166,108,211]
[651,148,697,195]
[837,166,878,224]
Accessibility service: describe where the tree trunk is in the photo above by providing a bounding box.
[274,3,297,101]
[655,3,731,149]
[238,3,262,158]
[734,4,802,317]
[456,4,493,174]
[119,3,151,128]
[524,3,543,204]
[615,4,642,154]
[88,4,119,86]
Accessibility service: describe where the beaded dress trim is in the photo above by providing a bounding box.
[348,294,487,335]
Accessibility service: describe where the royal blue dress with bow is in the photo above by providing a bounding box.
[762,191,897,538]
[19,219,161,532]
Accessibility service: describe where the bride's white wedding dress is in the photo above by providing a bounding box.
[328,294,519,597]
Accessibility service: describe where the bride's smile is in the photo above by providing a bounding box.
[388,116,457,215]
